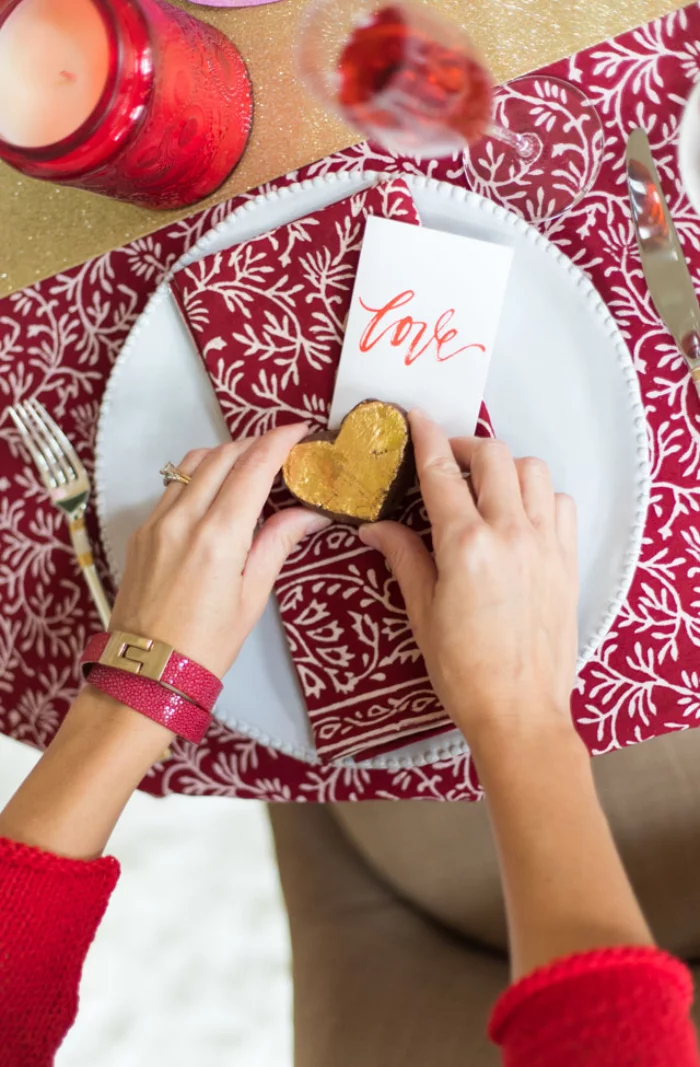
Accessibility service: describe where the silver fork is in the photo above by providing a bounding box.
[9,399,112,627]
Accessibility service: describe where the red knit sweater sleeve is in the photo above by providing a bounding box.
[0,836,120,1067]
[489,946,700,1066]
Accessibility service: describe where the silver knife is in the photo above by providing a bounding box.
[626,127,700,402]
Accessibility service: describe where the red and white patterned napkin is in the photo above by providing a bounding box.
[171,178,489,760]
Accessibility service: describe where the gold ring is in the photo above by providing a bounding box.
[160,462,192,487]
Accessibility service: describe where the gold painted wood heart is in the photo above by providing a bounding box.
[282,400,414,524]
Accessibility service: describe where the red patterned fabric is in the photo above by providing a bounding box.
[0,836,119,1066]
[170,177,490,760]
[0,837,697,1065]
[0,6,699,797]
[489,947,700,1066]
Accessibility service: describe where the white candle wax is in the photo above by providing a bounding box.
[0,0,110,149]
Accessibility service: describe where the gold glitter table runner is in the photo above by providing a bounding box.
[0,0,683,295]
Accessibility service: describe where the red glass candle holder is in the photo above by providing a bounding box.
[0,0,253,209]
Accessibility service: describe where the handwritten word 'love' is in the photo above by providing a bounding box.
[358,290,486,366]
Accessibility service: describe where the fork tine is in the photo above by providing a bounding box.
[18,402,69,486]
[28,399,85,478]
[24,401,74,484]
[9,405,60,490]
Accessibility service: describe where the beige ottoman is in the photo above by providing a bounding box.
[270,728,700,1066]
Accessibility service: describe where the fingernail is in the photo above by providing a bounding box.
[409,407,428,421]
[357,524,376,546]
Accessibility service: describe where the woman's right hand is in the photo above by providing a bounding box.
[110,423,330,679]
[358,411,580,752]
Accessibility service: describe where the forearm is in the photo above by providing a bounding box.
[0,686,174,860]
[472,717,654,980]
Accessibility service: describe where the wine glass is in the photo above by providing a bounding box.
[298,0,605,223]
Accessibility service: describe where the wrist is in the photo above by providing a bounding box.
[474,727,592,818]
[0,688,175,860]
[70,685,175,758]
[80,630,220,743]
[467,708,585,778]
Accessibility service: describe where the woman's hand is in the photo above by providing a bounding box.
[111,423,330,677]
[0,425,327,861]
[359,410,579,750]
[361,414,656,980]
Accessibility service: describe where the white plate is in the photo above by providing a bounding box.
[96,172,649,768]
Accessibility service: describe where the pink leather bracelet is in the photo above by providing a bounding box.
[87,664,212,744]
[81,631,223,713]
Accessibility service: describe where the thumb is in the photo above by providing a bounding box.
[241,508,331,625]
[358,521,436,633]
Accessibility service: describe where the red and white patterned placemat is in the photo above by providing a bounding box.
[0,4,699,801]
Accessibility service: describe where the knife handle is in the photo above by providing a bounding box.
[69,519,112,629]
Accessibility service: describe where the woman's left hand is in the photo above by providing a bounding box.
[110,423,329,677]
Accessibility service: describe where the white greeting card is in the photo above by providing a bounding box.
[329,216,513,438]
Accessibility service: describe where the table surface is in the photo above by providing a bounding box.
[0,0,682,297]
[1,3,698,801]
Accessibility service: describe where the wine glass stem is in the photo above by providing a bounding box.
[487,122,542,165]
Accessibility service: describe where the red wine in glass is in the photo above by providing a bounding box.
[299,0,605,222]
[335,4,492,156]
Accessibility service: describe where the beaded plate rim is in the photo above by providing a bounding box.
[95,169,650,770]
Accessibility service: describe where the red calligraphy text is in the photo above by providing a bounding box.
[358,290,486,365]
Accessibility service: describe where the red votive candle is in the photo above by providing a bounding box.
[0,0,253,209]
